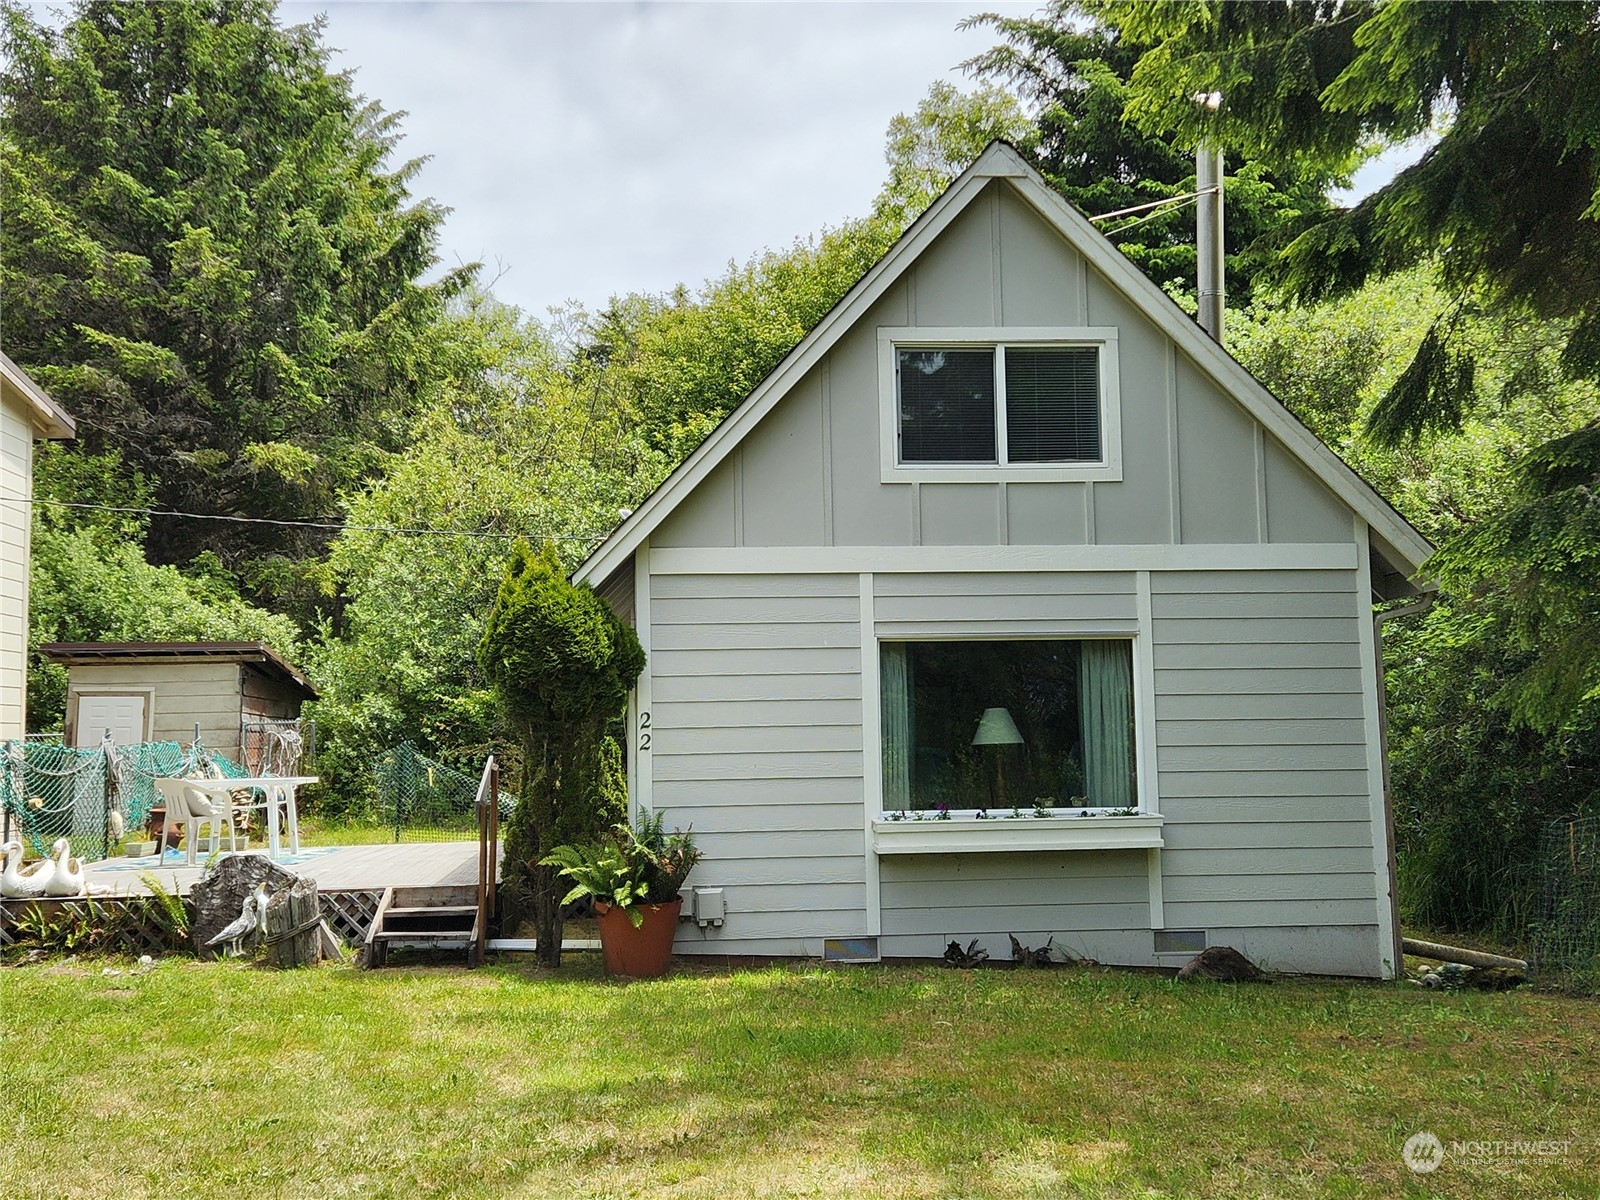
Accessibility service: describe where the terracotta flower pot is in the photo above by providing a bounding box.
[593,897,683,977]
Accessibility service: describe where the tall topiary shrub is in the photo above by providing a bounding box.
[478,540,645,964]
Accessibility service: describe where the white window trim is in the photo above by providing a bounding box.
[877,326,1123,483]
[872,630,1150,816]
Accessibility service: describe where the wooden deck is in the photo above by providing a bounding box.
[80,841,490,897]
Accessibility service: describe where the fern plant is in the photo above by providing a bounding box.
[542,807,701,928]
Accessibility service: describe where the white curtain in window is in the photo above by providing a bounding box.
[1078,641,1133,807]
[881,643,911,810]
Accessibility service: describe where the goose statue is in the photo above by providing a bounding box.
[43,837,88,898]
[1,840,55,898]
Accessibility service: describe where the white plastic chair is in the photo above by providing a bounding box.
[153,777,239,865]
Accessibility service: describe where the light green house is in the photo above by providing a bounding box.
[575,143,1433,978]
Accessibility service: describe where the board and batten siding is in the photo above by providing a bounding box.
[67,662,246,761]
[1151,568,1385,976]
[647,571,867,956]
[0,399,34,739]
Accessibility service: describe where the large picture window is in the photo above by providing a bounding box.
[880,639,1136,814]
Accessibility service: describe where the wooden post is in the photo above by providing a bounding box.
[263,876,321,968]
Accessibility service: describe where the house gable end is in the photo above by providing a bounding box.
[582,143,1430,590]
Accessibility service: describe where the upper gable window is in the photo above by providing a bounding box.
[879,328,1121,483]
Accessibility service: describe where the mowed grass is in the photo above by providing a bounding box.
[3,956,1596,1199]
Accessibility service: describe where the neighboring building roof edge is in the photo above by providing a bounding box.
[574,140,1433,588]
[0,350,76,439]
[38,641,318,699]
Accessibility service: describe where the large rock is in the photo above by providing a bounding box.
[189,855,302,959]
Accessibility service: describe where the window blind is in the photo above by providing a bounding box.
[897,348,997,463]
[1005,347,1101,462]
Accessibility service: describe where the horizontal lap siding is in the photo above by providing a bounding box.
[875,571,1137,637]
[1151,570,1380,944]
[879,850,1152,962]
[0,406,31,738]
[651,573,867,952]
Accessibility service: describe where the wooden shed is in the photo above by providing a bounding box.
[40,641,317,765]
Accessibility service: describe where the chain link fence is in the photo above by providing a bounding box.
[372,741,514,843]
[1536,815,1600,987]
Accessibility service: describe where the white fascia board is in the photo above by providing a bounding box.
[573,153,1018,587]
[998,158,1434,577]
[0,351,75,439]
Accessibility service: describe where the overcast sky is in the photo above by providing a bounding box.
[268,1,1037,319]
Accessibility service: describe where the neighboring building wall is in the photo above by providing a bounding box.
[66,662,244,760]
[0,397,31,739]
[240,666,306,723]
[629,177,1393,976]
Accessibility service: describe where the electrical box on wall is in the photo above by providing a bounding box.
[678,889,696,921]
[693,887,724,928]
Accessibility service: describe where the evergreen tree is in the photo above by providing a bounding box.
[964,6,1336,302]
[479,540,644,966]
[1,0,470,595]
[1082,0,1600,731]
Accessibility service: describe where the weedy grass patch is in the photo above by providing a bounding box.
[3,957,1596,1198]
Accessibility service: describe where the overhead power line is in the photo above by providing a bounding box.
[1088,185,1221,224]
[0,493,613,542]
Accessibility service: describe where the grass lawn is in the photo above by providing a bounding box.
[3,956,1595,1199]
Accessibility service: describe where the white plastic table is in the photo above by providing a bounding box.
[189,776,318,861]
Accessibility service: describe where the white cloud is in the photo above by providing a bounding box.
[284,1,1034,316]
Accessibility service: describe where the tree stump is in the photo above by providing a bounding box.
[263,875,321,968]
[189,854,298,959]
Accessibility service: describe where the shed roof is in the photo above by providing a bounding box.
[574,141,1433,596]
[0,351,75,439]
[38,641,318,699]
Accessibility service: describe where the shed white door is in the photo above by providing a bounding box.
[74,693,147,748]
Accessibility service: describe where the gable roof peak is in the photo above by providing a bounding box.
[575,141,1432,591]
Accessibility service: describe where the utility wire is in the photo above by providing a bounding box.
[1101,194,1206,239]
[0,493,613,542]
[1089,185,1220,224]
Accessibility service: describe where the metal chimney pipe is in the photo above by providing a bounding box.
[1196,141,1225,342]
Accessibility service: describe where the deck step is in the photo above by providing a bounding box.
[362,885,484,968]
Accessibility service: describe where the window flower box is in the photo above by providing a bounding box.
[871,812,1163,855]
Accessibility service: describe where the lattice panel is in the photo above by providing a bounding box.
[321,889,384,944]
[0,897,189,957]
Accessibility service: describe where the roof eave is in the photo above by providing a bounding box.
[0,351,76,439]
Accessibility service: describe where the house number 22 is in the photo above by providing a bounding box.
[638,711,651,752]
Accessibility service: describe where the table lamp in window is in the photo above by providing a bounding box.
[972,707,1024,806]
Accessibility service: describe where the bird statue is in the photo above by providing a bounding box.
[205,883,269,956]
[107,808,126,844]
[43,837,88,897]
[0,840,55,898]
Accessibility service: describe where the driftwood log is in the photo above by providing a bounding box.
[188,854,297,959]
[1176,945,1269,983]
[1401,937,1529,973]
[263,875,321,968]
